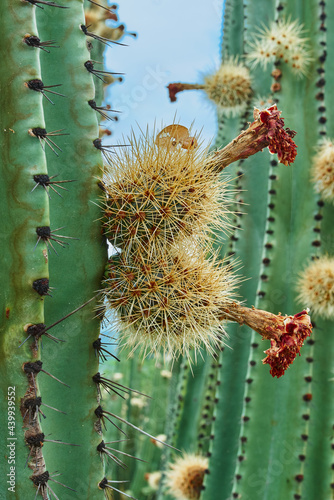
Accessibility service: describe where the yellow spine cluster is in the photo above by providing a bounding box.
[312,139,334,202]
[203,58,252,115]
[297,256,334,318]
[101,125,238,359]
[165,453,208,500]
[246,19,312,76]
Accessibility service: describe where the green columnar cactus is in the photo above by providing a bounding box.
[148,1,333,500]
[0,2,51,496]
[0,0,123,497]
[99,1,333,499]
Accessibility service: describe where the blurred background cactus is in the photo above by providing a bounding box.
[1,1,333,500]
[102,1,334,500]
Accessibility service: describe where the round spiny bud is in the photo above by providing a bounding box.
[312,139,334,202]
[101,125,233,252]
[103,243,239,359]
[203,58,252,115]
[297,257,334,318]
[247,19,312,76]
[165,453,208,500]
[145,471,162,491]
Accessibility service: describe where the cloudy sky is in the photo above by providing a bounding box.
[104,0,224,145]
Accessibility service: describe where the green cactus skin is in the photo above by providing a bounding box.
[0,1,51,497]
[35,1,108,497]
[200,1,334,499]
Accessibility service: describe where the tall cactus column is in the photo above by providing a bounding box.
[201,1,334,499]
[35,1,108,497]
[0,0,50,496]
[0,0,111,497]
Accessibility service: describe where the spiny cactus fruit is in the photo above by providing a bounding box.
[297,256,334,318]
[101,125,234,253]
[202,58,252,115]
[165,454,208,500]
[103,244,239,359]
[246,18,312,75]
[167,58,252,115]
[312,138,334,201]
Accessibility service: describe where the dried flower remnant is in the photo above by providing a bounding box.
[312,139,334,202]
[247,19,312,76]
[219,304,312,377]
[167,83,205,103]
[262,310,312,377]
[165,453,208,500]
[297,257,334,318]
[167,58,252,116]
[209,104,297,171]
[155,124,198,150]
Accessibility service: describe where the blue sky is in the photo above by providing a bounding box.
[104,0,224,145]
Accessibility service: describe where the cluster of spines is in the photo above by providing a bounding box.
[99,122,244,362]
[101,127,233,253]
[246,18,312,76]
[103,244,238,360]
[203,58,252,115]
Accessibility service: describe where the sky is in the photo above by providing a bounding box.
[103,0,224,146]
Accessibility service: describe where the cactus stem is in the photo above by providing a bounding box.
[93,336,121,362]
[32,277,51,296]
[98,477,137,500]
[87,0,118,13]
[88,99,120,121]
[97,439,146,467]
[95,405,180,450]
[31,471,76,499]
[19,323,64,348]
[24,0,68,9]
[34,225,78,254]
[23,361,70,388]
[25,433,79,470]
[23,397,66,421]
[93,372,151,400]
[93,137,129,164]
[20,293,101,348]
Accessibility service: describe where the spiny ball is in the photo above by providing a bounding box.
[101,125,233,252]
[297,256,334,318]
[203,58,252,115]
[312,139,334,202]
[103,243,238,359]
[165,453,208,500]
[247,19,312,76]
